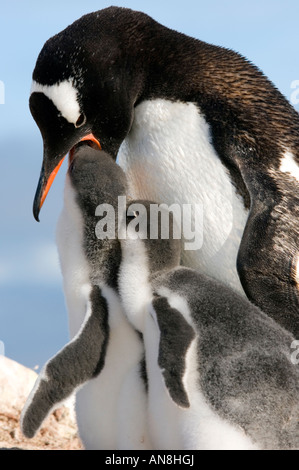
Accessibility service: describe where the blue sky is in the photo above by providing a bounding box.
[1,0,298,368]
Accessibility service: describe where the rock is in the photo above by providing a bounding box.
[0,356,82,450]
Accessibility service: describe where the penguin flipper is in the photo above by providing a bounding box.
[21,285,109,439]
[150,295,196,408]
[237,195,299,338]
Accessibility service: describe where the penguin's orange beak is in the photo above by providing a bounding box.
[68,134,102,165]
[33,133,101,221]
[80,133,102,148]
[39,156,66,211]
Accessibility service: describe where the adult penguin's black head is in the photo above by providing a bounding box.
[31,7,153,221]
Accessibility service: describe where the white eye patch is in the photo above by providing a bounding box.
[31,79,81,125]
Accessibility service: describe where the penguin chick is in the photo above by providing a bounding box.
[118,204,299,450]
[21,145,151,450]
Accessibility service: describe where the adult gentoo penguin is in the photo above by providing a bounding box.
[118,204,299,450]
[29,6,299,336]
[21,143,151,450]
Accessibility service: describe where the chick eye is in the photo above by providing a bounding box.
[127,210,139,220]
[75,113,86,128]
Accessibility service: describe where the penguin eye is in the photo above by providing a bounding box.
[75,113,86,128]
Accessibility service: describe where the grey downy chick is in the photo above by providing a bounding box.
[118,203,299,450]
